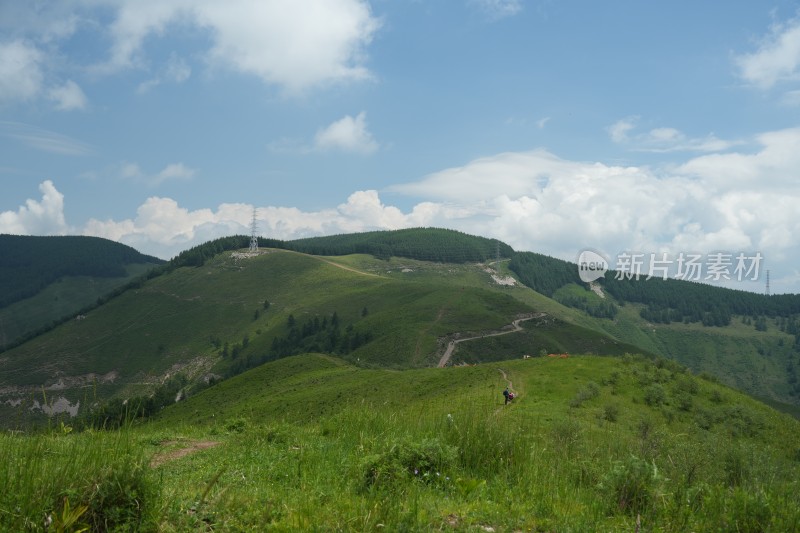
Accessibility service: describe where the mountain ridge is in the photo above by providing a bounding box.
[1,228,799,428]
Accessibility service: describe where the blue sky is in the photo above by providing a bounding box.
[2,1,800,293]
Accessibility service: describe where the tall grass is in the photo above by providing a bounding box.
[0,427,158,531]
[5,354,800,530]
[140,354,800,530]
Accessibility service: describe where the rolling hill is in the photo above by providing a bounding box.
[2,228,800,428]
[0,234,164,350]
[3,352,799,530]
[3,228,800,530]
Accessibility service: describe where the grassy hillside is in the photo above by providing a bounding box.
[0,249,547,425]
[3,243,679,428]
[0,263,157,349]
[507,260,800,407]
[563,284,800,407]
[4,353,798,531]
[0,235,164,349]
[3,227,800,432]
[0,234,163,308]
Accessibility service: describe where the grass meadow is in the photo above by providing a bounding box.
[4,353,800,531]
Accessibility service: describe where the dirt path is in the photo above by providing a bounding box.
[150,440,221,468]
[497,368,513,390]
[436,313,546,368]
[280,249,382,278]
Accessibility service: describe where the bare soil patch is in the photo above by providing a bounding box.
[150,440,221,468]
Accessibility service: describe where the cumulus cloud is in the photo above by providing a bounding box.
[608,116,740,153]
[393,149,695,257]
[2,0,379,107]
[119,161,196,186]
[94,0,379,93]
[82,188,437,259]
[678,127,800,188]
[0,39,90,110]
[314,112,379,154]
[48,80,88,111]
[392,131,800,292]
[0,180,68,235]
[735,16,800,89]
[9,125,800,293]
[0,40,44,104]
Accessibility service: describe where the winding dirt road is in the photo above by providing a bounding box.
[436,312,546,368]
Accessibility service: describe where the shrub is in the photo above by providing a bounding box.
[721,405,763,438]
[695,408,714,430]
[599,455,661,515]
[225,417,248,434]
[643,384,667,407]
[675,392,693,412]
[602,403,619,422]
[678,376,699,394]
[570,382,600,408]
[361,438,457,489]
[602,371,621,386]
[551,419,583,453]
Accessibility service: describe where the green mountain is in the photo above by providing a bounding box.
[2,228,800,530]
[508,251,800,409]
[0,234,164,350]
[1,228,799,428]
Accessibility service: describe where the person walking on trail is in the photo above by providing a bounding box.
[503,386,511,405]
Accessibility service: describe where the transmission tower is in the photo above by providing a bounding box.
[765,269,770,296]
[248,208,259,253]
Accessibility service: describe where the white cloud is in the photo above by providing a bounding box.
[270,111,381,154]
[154,163,195,184]
[0,180,68,235]
[607,116,638,143]
[678,127,800,188]
[2,0,380,108]
[118,161,196,186]
[11,126,800,293]
[82,189,434,259]
[314,112,379,154]
[470,0,523,20]
[391,132,800,292]
[97,0,380,93]
[0,40,44,104]
[735,17,800,89]
[536,117,550,129]
[137,53,191,93]
[48,80,88,111]
[608,116,740,153]
[0,38,86,111]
